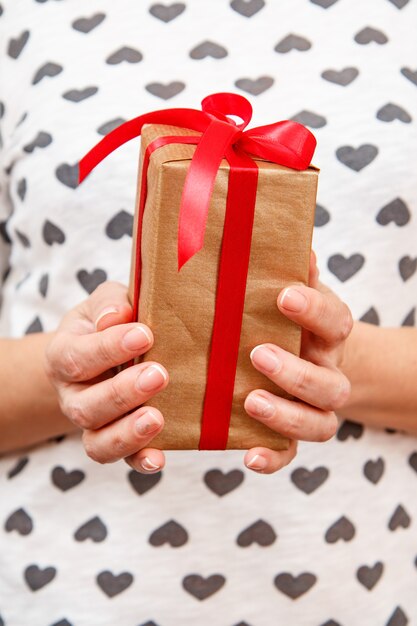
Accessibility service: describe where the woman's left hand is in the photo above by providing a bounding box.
[243,249,354,474]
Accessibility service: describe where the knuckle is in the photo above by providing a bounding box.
[337,305,354,342]
[62,396,90,430]
[285,404,305,437]
[61,348,84,381]
[96,334,116,368]
[110,433,129,460]
[283,439,298,467]
[44,335,70,380]
[314,292,328,326]
[331,375,352,410]
[291,361,311,396]
[82,434,104,464]
[108,375,131,415]
[318,412,339,442]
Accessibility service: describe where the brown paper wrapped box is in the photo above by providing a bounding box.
[127,123,319,451]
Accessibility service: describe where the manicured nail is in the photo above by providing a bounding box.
[245,393,275,419]
[246,454,267,471]
[122,326,151,351]
[250,345,281,373]
[279,287,307,313]
[141,456,161,471]
[95,307,119,329]
[135,410,162,436]
[136,364,167,392]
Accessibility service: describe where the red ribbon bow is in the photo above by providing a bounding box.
[78,92,316,450]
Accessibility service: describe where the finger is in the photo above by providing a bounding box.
[62,281,134,336]
[62,361,168,430]
[125,448,166,474]
[308,249,319,288]
[46,322,154,383]
[82,406,164,464]
[243,439,298,474]
[277,283,354,345]
[244,389,339,442]
[250,343,351,411]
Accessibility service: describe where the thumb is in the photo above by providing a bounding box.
[87,280,134,331]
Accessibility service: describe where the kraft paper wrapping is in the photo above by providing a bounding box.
[127,123,319,451]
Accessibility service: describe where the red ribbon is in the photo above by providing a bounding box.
[78,92,316,450]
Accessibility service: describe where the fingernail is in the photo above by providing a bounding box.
[250,345,281,373]
[95,307,119,329]
[122,326,151,351]
[141,456,161,472]
[279,287,307,313]
[246,454,267,471]
[245,393,275,419]
[135,410,162,435]
[136,364,167,392]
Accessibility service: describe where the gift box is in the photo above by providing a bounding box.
[79,93,319,451]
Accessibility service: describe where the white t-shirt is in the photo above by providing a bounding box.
[0,1,417,625]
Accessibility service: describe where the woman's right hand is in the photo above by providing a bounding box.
[44,281,168,474]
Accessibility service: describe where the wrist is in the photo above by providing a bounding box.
[336,320,370,417]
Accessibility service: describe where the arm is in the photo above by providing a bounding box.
[337,322,417,434]
[0,282,168,467]
[242,251,417,474]
[0,332,76,454]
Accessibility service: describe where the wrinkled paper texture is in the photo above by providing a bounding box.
[128,124,319,451]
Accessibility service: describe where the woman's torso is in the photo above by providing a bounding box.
[0,1,417,625]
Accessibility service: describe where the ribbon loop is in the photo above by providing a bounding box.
[178,117,242,269]
[201,92,253,130]
[236,121,316,170]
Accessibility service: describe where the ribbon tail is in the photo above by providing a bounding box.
[78,108,211,184]
[177,120,241,270]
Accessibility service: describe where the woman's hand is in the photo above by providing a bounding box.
[44,281,168,474]
[243,249,354,474]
